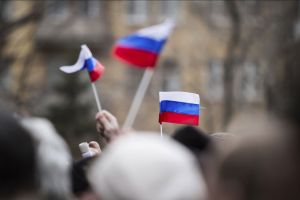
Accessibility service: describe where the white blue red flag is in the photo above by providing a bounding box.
[113,20,174,68]
[60,45,105,82]
[159,91,200,126]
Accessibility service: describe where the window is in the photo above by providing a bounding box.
[238,62,261,103]
[126,1,148,25]
[208,1,230,28]
[206,60,224,102]
[162,58,180,91]
[78,0,101,18]
[294,0,300,40]
[0,64,11,92]
[45,0,101,19]
[159,1,179,21]
[45,0,69,20]
[1,1,14,22]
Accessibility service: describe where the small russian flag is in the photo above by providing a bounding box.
[60,45,105,82]
[159,91,200,126]
[113,20,174,68]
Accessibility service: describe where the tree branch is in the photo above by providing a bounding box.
[0,9,42,36]
[223,0,241,128]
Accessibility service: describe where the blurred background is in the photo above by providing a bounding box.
[1,0,299,156]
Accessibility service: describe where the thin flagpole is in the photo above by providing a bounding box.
[123,68,154,130]
[160,124,163,139]
[91,82,102,112]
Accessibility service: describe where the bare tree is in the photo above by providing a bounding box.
[221,1,300,128]
[223,0,241,128]
[265,1,300,125]
[0,1,42,112]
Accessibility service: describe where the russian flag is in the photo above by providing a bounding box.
[159,91,200,126]
[113,20,174,68]
[60,45,105,82]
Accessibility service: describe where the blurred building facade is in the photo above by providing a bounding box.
[2,0,273,135]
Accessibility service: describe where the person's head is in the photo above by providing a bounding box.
[0,111,37,198]
[21,117,72,200]
[88,133,207,200]
[172,126,236,200]
[215,121,300,200]
[210,132,239,157]
[172,126,211,156]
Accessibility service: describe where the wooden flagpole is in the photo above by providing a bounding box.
[91,82,102,112]
[123,68,154,130]
[160,124,163,139]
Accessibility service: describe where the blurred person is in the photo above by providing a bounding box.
[88,133,207,200]
[21,117,73,200]
[0,111,37,200]
[172,127,240,200]
[71,110,122,200]
[172,126,211,156]
[93,111,229,200]
[214,119,300,200]
[172,126,216,189]
[209,132,240,200]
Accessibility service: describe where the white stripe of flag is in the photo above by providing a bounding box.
[159,91,200,104]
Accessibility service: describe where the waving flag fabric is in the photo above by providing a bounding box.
[60,45,105,82]
[113,20,174,68]
[159,91,200,126]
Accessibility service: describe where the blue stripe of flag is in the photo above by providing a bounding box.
[160,100,200,116]
[117,34,166,54]
[85,57,96,72]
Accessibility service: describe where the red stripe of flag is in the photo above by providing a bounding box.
[113,46,158,68]
[89,62,105,82]
[159,112,199,126]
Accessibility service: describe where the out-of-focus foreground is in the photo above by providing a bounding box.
[1,0,300,156]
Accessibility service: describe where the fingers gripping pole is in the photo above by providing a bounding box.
[123,68,154,130]
[91,83,102,112]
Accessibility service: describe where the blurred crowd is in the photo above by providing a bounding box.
[0,108,300,200]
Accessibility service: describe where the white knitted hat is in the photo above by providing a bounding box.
[21,118,72,200]
[88,133,207,200]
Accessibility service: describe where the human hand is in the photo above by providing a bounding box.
[88,141,101,156]
[95,110,121,143]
